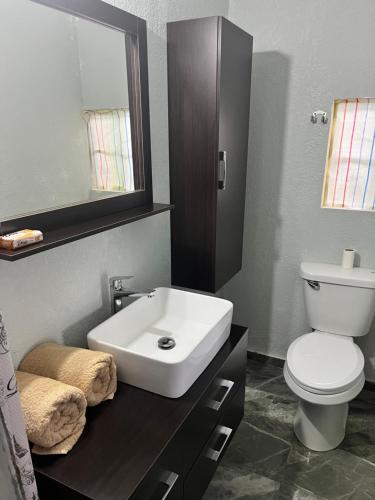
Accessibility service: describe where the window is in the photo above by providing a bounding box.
[322,98,375,211]
[83,109,135,193]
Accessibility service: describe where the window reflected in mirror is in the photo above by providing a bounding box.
[0,0,144,222]
[84,109,137,195]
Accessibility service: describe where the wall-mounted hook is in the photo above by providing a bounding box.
[311,110,328,124]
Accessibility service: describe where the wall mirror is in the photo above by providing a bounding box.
[0,0,153,235]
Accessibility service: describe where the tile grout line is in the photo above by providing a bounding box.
[253,374,284,390]
[242,420,292,447]
[353,455,375,468]
[252,447,290,467]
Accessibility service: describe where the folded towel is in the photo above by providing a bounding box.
[16,371,86,455]
[19,342,117,406]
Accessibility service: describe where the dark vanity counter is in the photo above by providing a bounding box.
[33,324,248,500]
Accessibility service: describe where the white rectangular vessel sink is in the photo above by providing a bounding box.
[87,287,233,398]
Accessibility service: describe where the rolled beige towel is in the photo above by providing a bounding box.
[19,342,117,406]
[16,371,86,455]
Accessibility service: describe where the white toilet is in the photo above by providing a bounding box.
[284,262,375,452]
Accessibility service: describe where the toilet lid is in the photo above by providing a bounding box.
[286,332,364,394]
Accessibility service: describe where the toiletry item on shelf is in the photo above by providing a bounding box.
[342,248,355,269]
[16,371,87,455]
[0,229,43,250]
[19,343,117,406]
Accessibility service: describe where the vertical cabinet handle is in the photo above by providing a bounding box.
[206,378,234,411]
[206,425,233,462]
[218,150,227,190]
[158,471,179,500]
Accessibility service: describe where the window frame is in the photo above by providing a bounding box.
[1,0,153,234]
[321,98,375,211]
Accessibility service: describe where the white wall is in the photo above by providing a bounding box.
[223,0,375,381]
[1,0,228,366]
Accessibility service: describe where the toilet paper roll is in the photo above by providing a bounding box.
[342,248,355,269]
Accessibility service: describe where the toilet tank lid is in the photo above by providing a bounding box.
[300,262,375,288]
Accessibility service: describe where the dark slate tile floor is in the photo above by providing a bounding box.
[204,357,375,500]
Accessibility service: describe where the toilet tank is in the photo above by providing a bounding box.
[300,262,375,337]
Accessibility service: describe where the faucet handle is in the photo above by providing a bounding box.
[110,276,134,291]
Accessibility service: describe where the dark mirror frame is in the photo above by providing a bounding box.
[1,0,153,235]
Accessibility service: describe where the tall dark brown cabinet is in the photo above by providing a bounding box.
[168,16,253,293]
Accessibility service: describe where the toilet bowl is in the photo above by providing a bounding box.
[284,331,365,451]
[284,262,375,451]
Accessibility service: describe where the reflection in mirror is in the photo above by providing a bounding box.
[0,0,144,222]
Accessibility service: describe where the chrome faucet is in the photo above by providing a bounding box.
[109,276,155,314]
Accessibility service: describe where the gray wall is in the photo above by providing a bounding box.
[6,0,373,384]
[223,0,375,381]
[1,0,228,366]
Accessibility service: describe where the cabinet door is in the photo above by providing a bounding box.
[168,17,220,292]
[36,474,91,500]
[215,18,253,290]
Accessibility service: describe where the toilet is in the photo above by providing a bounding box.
[284,262,375,452]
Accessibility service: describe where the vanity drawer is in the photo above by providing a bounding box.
[130,470,183,500]
[130,435,183,500]
[181,332,247,474]
[184,383,245,500]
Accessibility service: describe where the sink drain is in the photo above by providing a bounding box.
[158,336,176,350]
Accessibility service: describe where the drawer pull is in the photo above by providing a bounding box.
[206,425,233,462]
[157,471,179,500]
[207,378,234,411]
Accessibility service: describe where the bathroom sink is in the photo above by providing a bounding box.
[87,287,233,398]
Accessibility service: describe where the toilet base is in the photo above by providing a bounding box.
[294,400,348,452]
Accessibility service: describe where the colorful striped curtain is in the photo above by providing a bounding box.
[83,109,135,193]
[322,98,375,211]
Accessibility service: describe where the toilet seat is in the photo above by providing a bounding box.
[286,331,364,395]
[284,364,365,406]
